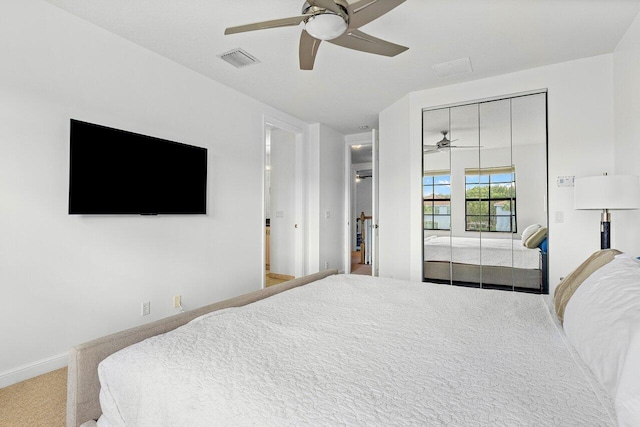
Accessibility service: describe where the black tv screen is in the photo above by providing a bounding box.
[69,119,207,215]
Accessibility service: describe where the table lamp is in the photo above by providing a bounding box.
[574,173,640,249]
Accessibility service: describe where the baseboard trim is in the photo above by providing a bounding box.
[0,352,68,389]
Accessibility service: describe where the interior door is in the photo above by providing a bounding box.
[423,107,453,284]
[372,129,379,276]
[264,117,306,288]
[478,98,514,289]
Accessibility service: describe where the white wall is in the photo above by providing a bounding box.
[614,11,640,255]
[379,95,412,279]
[379,54,616,293]
[319,125,346,272]
[268,128,296,276]
[356,174,373,220]
[0,0,312,386]
[306,123,346,273]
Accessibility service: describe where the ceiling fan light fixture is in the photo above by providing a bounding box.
[304,13,347,40]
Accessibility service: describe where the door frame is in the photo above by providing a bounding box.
[343,132,377,275]
[262,115,306,288]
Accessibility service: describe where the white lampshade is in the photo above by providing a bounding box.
[304,14,347,40]
[574,175,640,210]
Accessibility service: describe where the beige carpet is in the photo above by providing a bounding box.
[0,368,67,427]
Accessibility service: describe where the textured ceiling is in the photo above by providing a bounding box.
[43,0,640,135]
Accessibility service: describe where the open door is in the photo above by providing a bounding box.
[344,132,377,276]
[263,116,305,288]
[372,129,379,277]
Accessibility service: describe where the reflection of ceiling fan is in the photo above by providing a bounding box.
[423,131,479,154]
[224,0,408,70]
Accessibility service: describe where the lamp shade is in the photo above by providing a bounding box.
[574,175,640,210]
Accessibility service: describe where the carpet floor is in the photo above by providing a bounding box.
[0,368,67,427]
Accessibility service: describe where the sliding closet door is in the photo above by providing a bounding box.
[423,108,452,284]
[478,99,515,289]
[423,92,548,292]
[450,104,481,286]
[511,93,548,290]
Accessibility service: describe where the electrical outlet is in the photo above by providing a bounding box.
[142,301,151,316]
[324,262,329,269]
[173,295,181,309]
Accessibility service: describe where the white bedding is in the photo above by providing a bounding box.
[97,275,614,426]
[425,236,541,269]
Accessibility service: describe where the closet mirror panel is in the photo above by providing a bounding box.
[422,107,453,284]
[423,93,548,293]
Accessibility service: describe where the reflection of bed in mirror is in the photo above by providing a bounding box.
[423,236,547,291]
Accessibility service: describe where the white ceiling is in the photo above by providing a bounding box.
[43,0,640,135]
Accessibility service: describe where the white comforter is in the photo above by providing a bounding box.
[97,275,614,426]
[425,236,541,269]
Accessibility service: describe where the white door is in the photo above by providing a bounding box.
[264,117,305,288]
[372,129,380,276]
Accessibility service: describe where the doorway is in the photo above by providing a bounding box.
[345,132,378,276]
[263,117,305,288]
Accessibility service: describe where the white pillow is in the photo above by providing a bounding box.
[563,254,640,426]
[521,223,542,244]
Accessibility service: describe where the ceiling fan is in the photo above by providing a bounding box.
[423,131,480,154]
[224,0,408,70]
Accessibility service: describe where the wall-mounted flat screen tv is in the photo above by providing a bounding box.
[69,119,207,215]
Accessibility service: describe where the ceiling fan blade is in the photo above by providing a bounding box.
[450,145,483,149]
[224,15,310,35]
[300,30,322,70]
[347,0,405,30]
[308,0,344,15]
[328,29,408,57]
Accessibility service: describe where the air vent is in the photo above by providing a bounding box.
[218,48,260,68]
[432,57,473,78]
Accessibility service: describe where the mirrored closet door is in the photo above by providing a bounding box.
[422,92,548,293]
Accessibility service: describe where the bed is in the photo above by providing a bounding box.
[67,252,640,426]
[424,235,546,291]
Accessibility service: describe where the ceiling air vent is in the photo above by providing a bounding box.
[432,57,473,79]
[218,48,260,68]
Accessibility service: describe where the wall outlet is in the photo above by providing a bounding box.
[325,210,331,219]
[142,301,151,316]
[173,295,182,309]
[324,262,329,269]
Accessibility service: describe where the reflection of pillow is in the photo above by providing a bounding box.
[563,253,640,426]
[554,249,621,323]
[524,227,547,248]
[539,237,548,253]
[521,223,542,244]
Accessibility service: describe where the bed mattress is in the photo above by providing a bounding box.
[97,275,614,426]
[425,236,541,269]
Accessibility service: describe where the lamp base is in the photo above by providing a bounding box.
[600,210,611,249]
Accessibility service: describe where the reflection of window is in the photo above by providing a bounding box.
[423,171,451,230]
[465,166,516,232]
